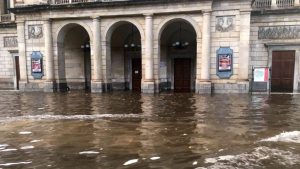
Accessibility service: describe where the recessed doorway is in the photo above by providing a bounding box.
[132,58,141,92]
[174,58,191,92]
[14,56,20,90]
[271,51,295,92]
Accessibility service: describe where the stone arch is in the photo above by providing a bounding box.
[104,18,145,42]
[103,19,144,90]
[156,16,200,92]
[55,22,93,44]
[55,22,93,91]
[156,15,201,41]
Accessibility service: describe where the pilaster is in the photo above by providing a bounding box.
[142,13,155,93]
[16,20,28,90]
[43,19,56,92]
[91,16,104,93]
[196,10,212,94]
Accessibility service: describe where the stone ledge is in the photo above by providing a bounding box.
[196,81,212,94]
[91,81,104,93]
[212,81,249,93]
[142,81,155,93]
[19,82,44,92]
[44,81,56,92]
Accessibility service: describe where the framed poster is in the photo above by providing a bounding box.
[31,51,43,79]
[254,68,269,82]
[251,67,270,92]
[31,59,42,73]
[218,54,232,72]
[216,47,233,79]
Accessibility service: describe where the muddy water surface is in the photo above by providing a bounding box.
[0,91,299,169]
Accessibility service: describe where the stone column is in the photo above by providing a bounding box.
[238,10,251,92]
[142,13,155,93]
[295,0,300,6]
[17,21,28,90]
[196,11,212,94]
[44,19,55,92]
[91,16,104,93]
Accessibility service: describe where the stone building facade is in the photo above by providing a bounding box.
[0,0,299,93]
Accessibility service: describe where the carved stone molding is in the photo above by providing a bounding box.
[258,26,300,40]
[28,25,43,39]
[216,16,234,32]
[4,36,18,47]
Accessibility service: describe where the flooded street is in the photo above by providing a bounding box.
[0,91,299,169]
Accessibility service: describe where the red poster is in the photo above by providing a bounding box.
[32,59,41,73]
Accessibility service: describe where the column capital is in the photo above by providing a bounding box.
[202,10,212,15]
[239,10,252,14]
[43,18,53,24]
[16,20,25,24]
[143,13,153,17]
[91,16,101,21]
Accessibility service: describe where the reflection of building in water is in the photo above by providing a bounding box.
[0,0,300,93]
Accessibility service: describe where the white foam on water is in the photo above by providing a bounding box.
[20,146,34,150]
[0,114,144,123]
[205,155,235,164]
[0,161,32,166]
[260,131,300,143]
[1,149,17,152]
[204,146,300,169]
[0,144,8,147]
[30,140,42,143]
[193,161,198,165]
[19,131,32,135]
[79,151,100,155]
[123,159,139,166]
[150,157,160,160]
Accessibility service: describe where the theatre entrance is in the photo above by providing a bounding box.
[271,51,295,92]
[174,58,191,92]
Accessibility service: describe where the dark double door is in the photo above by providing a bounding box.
[271,51,295,92]
[174,58,191,92]
[84,51,91,90]
[15,56,20,90]
[132,58,142,92]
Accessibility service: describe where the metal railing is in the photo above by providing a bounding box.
[252,0,299,9]
[253,0,272,9]
[277,0,294,8]
[53,0,90,4]
[51,0,129,4]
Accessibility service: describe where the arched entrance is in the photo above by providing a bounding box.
[159,20,197,92]
[57,24,91,91]
[109,22,142,92]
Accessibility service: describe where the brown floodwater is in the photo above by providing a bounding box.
[0,91,299,169]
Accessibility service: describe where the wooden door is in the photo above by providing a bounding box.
[15,56,20,90]
[174,58,191,92]
[271,51,295,92]
[84,50,91,90]
[132,58,141,92]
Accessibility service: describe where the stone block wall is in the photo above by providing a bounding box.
[250,12,300,91]
[210,0,251,93]
[0,26,17,89]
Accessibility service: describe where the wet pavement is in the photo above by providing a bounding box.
[0,91,299,169]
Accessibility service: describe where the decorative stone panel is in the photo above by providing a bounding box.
[3,36,18,47]
[216,16,234,32]
[258,26,300,39]
[28,25,43,39]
